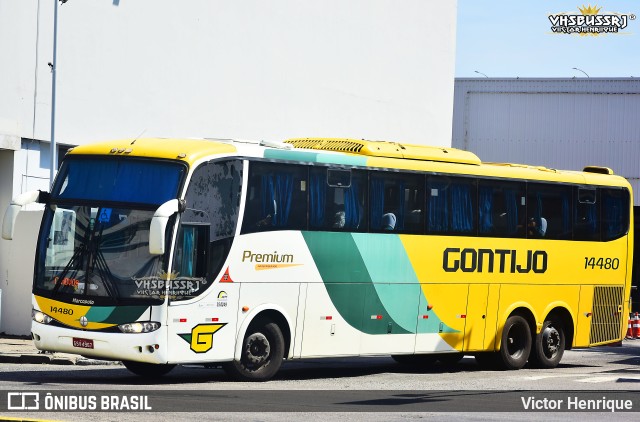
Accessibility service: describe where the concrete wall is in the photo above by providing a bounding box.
[14,140,54,199]
[0,211,42,336]
[0,150,14,333]
[0,0,458,147]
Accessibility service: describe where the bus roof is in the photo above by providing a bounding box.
[65,137,630,188]
[284,138,482,165]
[66,137,237,165]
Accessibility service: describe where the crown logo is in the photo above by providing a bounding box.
[579,5,602,15]
[158,270,179,280]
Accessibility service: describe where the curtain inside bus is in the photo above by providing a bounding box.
[310,172,326,228]
[261,173,294,227]
[55,158,184,205]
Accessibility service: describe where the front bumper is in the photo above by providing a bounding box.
[31,321,168,364]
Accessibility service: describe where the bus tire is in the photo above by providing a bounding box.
[122,361,176,377]
[497,315,531,370]
[529,319,565,369]
[223,320,285,381]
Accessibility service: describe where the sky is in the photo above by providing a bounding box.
[455,0,640,78]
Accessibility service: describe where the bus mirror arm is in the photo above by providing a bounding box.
[149,199,185,255]
[2,190,47,240]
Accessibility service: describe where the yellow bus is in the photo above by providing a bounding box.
[2,137,633,381]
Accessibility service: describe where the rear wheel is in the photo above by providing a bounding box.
[223,320,285,381]
[529,319,565,369]
[122,361,176,377]
[497,315,532,370]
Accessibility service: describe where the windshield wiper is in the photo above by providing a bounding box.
[83,211,119,300]
[90,249,119,299]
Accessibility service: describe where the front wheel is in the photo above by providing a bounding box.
[122,360,176,378]
[529,319,565,369]
[497,315,532,370]
[223,320,285,381]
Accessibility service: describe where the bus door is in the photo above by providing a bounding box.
[166,224,240,363]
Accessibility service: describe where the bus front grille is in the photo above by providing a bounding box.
[589,285,624,345]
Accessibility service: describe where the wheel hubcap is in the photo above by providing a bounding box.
[244,333,271,366]
[542,326,560,357]
[507,326,525,358]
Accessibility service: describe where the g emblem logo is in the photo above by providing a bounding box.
[191,324,226,353]
[178,323,227,353]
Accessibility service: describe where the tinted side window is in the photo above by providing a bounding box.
[478,180,526,238]
[601,188,630,241]
[184,160,243,240]
[241,162,308,234]
[173,159,242,300]
[574,188,599,241]
[309,167,367,231]
[426,176,476,235]
[370,172,424,233]
[527,183,572,240]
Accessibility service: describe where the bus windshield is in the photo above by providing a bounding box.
[52,156,185,205]
[34,157,187,305]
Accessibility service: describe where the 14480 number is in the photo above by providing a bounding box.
[584,257,619,270]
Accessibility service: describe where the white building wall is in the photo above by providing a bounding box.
[0,1,458,335]
[452,78,640,204]
[0,211,42,335]
[1,0,457,148]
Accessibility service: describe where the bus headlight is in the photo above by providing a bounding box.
[118,322,161,333]
[32,309,53,324]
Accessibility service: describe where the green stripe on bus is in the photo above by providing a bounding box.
[86,306,148,324]
[303,231,457,335]
[264,149,367,166]
[302,231,410,334]
[351,233,449,334]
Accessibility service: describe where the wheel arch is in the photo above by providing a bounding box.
[234,304,293,360]
[543,306,575,350]
[495,305,536,351]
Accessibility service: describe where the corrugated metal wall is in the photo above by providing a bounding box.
[452,78,640,204]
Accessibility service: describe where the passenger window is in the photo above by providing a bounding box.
[241,162,308,233]
[601,188,630,241]
[309,167,367,231]
[426,176,476,235]
[478,180,526,238]
[370,172,424,233]
[527,183,572,240]
[574,188,599,241]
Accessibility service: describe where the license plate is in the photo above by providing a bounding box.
[72,337,94,349]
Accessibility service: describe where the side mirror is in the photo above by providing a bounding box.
[2,190,43,240]
[149,199,184,255]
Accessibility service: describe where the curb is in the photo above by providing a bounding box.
[0,353,120,366]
